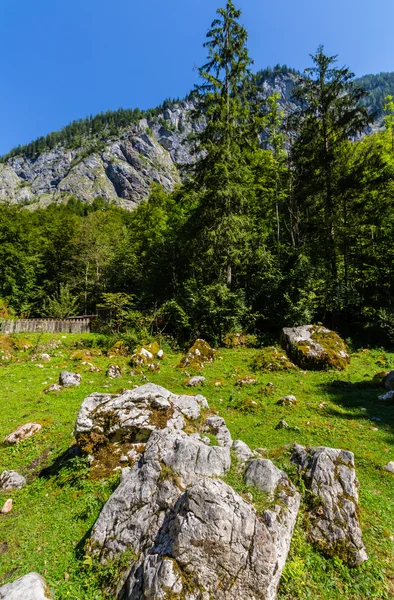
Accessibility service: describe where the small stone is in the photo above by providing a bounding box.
[59,371,81,387]
[40,353,51,362]
[0,572,52,598]
[385,462,394,473]
[277,395,297,406]
[275,419,289,430]
[371,417,381,422]
[3,423,42,446]
[201,436,211,445]
[106,364,122,379]
[0,470,26,490]
[1,499,12,514]
[45,383,62,393]
[214,381,222,387]
[318,402,327,408]
[378,390,394,402]
[245,492,253,501]
[156,349,164,359]
[186,376,206,387]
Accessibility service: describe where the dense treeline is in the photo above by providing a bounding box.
[1,2,394,346]
[357,72,394,117]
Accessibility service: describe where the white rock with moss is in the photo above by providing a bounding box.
[281,325,350,370]
[291,444,368,566]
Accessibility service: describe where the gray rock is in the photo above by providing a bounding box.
[384,462,394,473]
[281,325,349,370]
[0,470,26,491]
[74,384,207,448]
[275,419,289,430]
[232,439,254,464]
[185,376,206,387]
[45,384,62,393]
[3,423,42,446]
[291,444,368,566]
[204,415,232,448]
[0,572,52,599]
[59,371,81,387]
[127,477,299,600]
[106,364,122,378]
[277,395,297,406]
[378,390,394,402]
[244,459,286,495]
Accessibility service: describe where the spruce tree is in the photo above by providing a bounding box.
[187,1,259,289]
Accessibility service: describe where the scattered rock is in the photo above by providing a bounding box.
[178,339,216,370]
[318,402,327,409]
[378,390,394,403]
[106,364,122,379]
[275,419,289,430]
[232,439,254,464]
[235,375,258,386]
[130,342,159,367]
[59,371,81,387]
[384,462,394,473]
[277,395,297,406]
[40,353,51,362]
[0,470,26,491]
[1,499,12,514]
[291,443,368,566]
[185,376,206,387]
[281,325,350,370]
[0,572,52,599]
[156,349,164,359]
[3,423,42,446]
[45,384,62,393]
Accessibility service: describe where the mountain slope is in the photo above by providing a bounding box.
[1,68,392,210]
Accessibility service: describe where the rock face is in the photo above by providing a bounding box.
[0,572,51,599]
[3,423,42,446]
[281,325,350,370]
[0,470,26,491]
[81,384,300,599]
[291,444,368,566]
[59,371,81,387]
[74,383,209,448]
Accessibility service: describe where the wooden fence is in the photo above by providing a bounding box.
[0,318,91,334]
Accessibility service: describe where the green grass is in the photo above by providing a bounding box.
[1,334,394,598]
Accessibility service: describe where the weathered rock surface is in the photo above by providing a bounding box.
[384,370,394,390]
[203,415,232,448]
[384,462,394,473]
[244,459,288,495]
[185,376,206,387]
[0,470,26,491]
[0,572,51,599]
[59,371,81,387]
[232,439,254,464]
[281,325,350,370]
[3,423,42,446]
[106,364,122,378]
[74,383,208,447]
[277,395,297,406]
[291,444,368,566]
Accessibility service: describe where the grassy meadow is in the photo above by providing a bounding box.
[0,332,394,599]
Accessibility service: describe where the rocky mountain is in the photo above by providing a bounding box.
[0,69,392,210]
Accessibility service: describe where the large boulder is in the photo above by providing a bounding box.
[281,325,350,370]
[89,424,299,600]
[74,384,209,468]
[0,572,51,599]
[291,444,367,566]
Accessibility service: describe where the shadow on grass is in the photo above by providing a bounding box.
[318,378,394,443]
[38,444,81,480]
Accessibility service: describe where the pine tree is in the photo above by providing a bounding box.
[291,46,372,308]
[187,1,259,289]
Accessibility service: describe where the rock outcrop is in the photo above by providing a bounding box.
[281,325,350,370]
[291,444,367,566]
[77,383,300,599]
[0,572,51,599]
[59,371,81,387]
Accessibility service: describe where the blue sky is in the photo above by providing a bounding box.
[0,0,392,156]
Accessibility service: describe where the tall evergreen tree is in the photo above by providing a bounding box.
[291,46,372,311]
[187,1,259,289]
